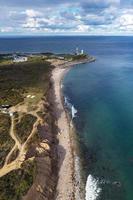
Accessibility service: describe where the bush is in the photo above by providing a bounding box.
[0,160,36,200]
[0,114,14,168]
[15,114,37,143]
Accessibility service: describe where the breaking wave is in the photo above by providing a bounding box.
[64,96,77,119]
[71,105,77,119]
[85,175,101,200]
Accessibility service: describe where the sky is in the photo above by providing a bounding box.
[0,0,133,35]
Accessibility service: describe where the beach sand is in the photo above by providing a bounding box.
[50,57,95,200]
[52,65,74,200]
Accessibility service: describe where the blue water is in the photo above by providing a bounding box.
[1,36,133,199]
[63,36,133,200]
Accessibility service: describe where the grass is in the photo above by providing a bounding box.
[61,53,88,61]
[0,59,52,105]
[0,160,36,200]
[0,56,13,66]
[0,57,53,199]
[15,114,37,143]
[0,114,14,168]
[71,54,88,61]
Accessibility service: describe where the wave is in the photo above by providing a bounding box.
[64,96,77,119]
[85,175,101,200]
[71,105,77,119]
[61,83,64,89]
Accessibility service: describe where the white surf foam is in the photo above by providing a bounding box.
[71,105,77,119]
[64,96,78,119]
[85,175,101,200]
[61,83,64,89]
[64,96,69,106]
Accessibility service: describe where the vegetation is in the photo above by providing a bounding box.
[0,55,12,66]
[0,114,14,168]
[15,114,37,143]
[0,160,36,200]
[61,53,88,61]
[0,56,52,199]
[71,54,88,61]
[0,59,52,105]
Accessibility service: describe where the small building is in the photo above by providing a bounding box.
[58,56,65,60]
[75,48,84,55]
[13,56,28,63]
[76,47,79,55]
[1,105,12,109]
[0,105,12,114]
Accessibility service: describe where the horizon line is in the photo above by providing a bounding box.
[0,34,133,37]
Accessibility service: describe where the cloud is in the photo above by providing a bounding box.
[0,27,13,33]
[0,0,77,8]
[25,9,42,17]
[0,0,133,35]
[81,0,120,13]
[119,14,133,26]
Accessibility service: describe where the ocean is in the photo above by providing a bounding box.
[1,36,133,200]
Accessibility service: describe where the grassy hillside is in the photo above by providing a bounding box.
[0,57,53,199]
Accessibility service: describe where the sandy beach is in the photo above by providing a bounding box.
[50,57,95,200]
[52,64,74,200]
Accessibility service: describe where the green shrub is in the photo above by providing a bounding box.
[15,114,37,143]
[0,160,36,200]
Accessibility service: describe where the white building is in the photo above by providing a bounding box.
[76,47,79,55]
[13,56,28,63]
[81,50,84,55]
[75,48,84,55]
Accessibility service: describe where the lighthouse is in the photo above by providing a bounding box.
[76,47,79,55]
[81,49,84,55]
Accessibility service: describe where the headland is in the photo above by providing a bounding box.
[0,52,95,200]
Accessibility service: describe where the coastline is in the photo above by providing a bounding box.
[51,57,95,200]
[0,53,95,200]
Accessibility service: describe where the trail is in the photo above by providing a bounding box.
[4,114,21,165]
[0,104,42,178]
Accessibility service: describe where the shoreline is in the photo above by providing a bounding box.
[51,58,95,200]
[52,66,74,200]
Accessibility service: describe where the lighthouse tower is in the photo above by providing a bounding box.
[81,49,84,55]
[76,47,79,55]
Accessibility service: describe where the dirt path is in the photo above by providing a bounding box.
[4,114,21,165]
[0,103,42,178]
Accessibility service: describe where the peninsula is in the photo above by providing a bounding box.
[0,52,95,200]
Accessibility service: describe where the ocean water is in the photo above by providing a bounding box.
[63,36,133,200]
[1,36,133,199]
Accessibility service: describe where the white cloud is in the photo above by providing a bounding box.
[23,18,40,28]
[25,9,42,18]
[119,14,133,26]
[77,24,90,32]
[0,0,133,35]
[0,27,13,32]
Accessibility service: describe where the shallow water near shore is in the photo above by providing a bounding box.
[1,36,133,199]
[63,37,133,200]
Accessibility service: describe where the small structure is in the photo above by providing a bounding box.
[81,50,84,55]
[26,94,36,99]
[76,47,79,55]
[75,48,84,55]
[0,105,12,114]
[58,56,64,60]
[1,105,12,109]
[13,55,28,63]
